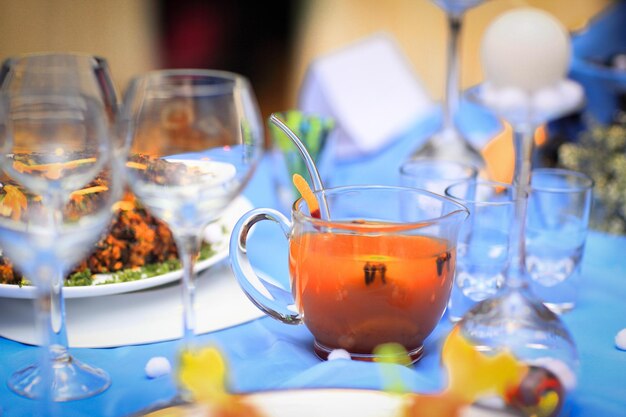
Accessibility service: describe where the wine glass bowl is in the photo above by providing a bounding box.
[0,54,117,201]
[0,53,121,401]
[1,96,108,200]
[122,69,263,342]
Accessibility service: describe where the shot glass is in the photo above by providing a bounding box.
[445,180,517,322]
[526,168,594,313]
[400,158,478,196]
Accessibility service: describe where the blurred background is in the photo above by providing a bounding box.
[0,0,611,119]
[1,0,624,233]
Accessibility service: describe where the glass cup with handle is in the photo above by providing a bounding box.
[230,185,468,363]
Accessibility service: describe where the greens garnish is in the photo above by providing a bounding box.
[65,243,217,287]
[66,270,94,287]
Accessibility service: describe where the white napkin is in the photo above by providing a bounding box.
[299,32,435,159]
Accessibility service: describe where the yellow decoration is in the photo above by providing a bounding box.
[441,327,527,403]
[173,332,560,417]
[535,391,560,417]
[373,343,412,394]
[177,347,265,417]
[178,347,230,405]
[374,343,412,367]
[402,327,529,416]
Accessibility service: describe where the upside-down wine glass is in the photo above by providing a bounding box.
[412,0,485,166]
[0,53,122,402]
[455,81,584,412]
[121,70,263,344]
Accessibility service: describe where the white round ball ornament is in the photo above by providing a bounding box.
[481,8,570,92]
[145,356,172,378]
[616,328,626,351]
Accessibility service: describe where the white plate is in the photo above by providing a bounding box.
[140,389,518,417]
[0,196,253,299]
[0,261,266,347]
[142,389,406,417]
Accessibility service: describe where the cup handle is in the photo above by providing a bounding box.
[229,208,302,324]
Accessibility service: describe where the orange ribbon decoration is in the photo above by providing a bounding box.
[481,123,547,184]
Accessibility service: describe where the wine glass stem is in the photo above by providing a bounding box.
[48,273,70,349]
[443,14,462,132]
[35,194,72,402]
[44,194,70,350]
[32,264,69,404]
[177,235,202,344]
[506,126,535,288]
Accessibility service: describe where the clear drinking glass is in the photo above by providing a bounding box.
[445,180,517,321]
[400,158,477,195]
[121,70,263,343]
[0,53,121,401]
[412,0,486,166]
[526,168,593,313]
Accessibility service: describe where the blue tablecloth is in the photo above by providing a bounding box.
[1,115,625,417]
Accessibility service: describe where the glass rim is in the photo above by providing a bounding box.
[291,184,468,230]
[399,158,478,181]
[2,52,109,72]
[531,168,594,193]
[268,110,334,125]
[445,179,518,206]
[126,68,251,96]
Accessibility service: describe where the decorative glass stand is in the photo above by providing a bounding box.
[455,81,584,412]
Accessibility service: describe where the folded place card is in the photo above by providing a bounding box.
[299,32,435,159]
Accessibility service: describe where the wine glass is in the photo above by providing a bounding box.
[0,53,122,401]
[413,0,486,166]
[121,70,263,344]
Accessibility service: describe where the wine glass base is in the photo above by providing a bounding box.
[313,341,424,364]
[457,287,578,368]
[8,356,111,401]
[412,127,484,168]
[543,301,575,315]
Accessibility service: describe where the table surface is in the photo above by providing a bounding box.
[1,113,625,417]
